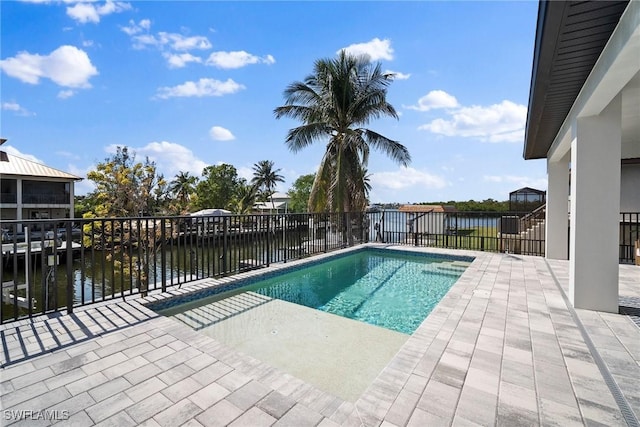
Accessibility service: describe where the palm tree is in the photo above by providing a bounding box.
[251,160,285,212]
[274,50,410,214]
[350,166,372,212]
[231,183,258,214]
[169,171,197,212]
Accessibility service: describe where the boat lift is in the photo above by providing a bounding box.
[2,229,63,312]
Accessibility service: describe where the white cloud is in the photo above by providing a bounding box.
[115,141,209,178]
[0,45,98,88]
[121,19,151,36]
[132,32,211,51]
[1,145,43,163]
[2,102,21,111]
[419,100,527,143]
[121,20,217,68]
[405,90,459,112]
[483,175,547,190]
[155,78,245,99]
[339,38,393,61]
[82,40,94,47]
[205,51,275,69]
[385,70,410,80]
[163,53,202,68]
[2,102,34,116]
[66,1,131,24]
[57,89,75,99]
[209,126,235,141]
[370,167,447,190]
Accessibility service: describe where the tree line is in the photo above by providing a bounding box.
[74,147,318,218]
[418,199,510,212]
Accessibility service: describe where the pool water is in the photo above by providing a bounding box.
[247,250,470,334]
[160,249,471,335]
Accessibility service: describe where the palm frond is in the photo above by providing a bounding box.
[363,129,411,166]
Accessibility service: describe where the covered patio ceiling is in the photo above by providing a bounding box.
[524,0,630,160]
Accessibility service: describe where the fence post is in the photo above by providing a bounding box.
[66,222,74,314]
[324,215,328,253]
[223,217,229,274]
[161,220,167,292]
[266,215,271,267]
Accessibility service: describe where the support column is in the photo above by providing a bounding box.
[69,181,75,219]
[546,150,570,259]
[569,96,621,312]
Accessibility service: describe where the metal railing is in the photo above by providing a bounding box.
[367,209,546,256]
[0,193,70,205]
[21,193,70,204]
[2,209,638,323]
[620,212,640,264]
[0,193,17,204]
[1,212,367,323]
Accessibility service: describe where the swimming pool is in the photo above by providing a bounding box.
[156,248,472,334]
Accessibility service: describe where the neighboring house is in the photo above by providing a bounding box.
[398,204,458,235]
[254,192,291,213]
[0,142,82,231]
[523,1,639,312]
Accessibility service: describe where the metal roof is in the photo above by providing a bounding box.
[398,205,457,213]
[524,0,630,160]
[0,150,82,180]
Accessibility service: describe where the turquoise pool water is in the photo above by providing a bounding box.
[156,250,470,335]
[241,250,470,334]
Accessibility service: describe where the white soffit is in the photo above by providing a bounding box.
[549,0,640,160]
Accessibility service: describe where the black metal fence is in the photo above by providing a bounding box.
[620,212,640,264]
[1,212,367,323]
[1,209,638,323]
[367,209,546,256]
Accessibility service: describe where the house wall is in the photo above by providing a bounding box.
[621,163,640,211]
[414,212,447,235]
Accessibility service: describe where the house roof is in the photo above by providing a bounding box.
[523,1,630,160]
[0,150,82,180]
[254,201,287,210]
[398,204,457,213]
[270,192,290,200]
[509,187,546,196]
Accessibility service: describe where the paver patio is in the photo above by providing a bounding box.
[1,245,638,426]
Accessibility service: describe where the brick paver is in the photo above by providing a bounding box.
[1,245,638,426]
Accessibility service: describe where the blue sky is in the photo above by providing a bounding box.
[1,0,546,203]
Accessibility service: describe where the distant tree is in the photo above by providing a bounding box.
[251,160,285,210]
[287,173,315,212]
[274,51,410,214]
[195,164,243,210]
[85,146,166,217]
[83,146,170,297]
[169,171,198,213]
[74,194,98,218]
[418,199,509,212]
